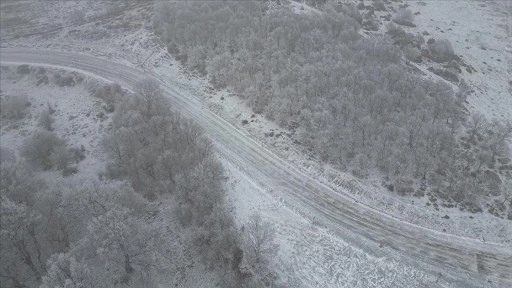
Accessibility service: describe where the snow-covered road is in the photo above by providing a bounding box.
[2,48,510,287]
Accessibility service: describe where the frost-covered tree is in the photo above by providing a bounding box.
[244,213,279,268]
[78,208,161,285]
[428,39,455,63]
[467,112,487,142]
[40,253,96,288]
[102,78,243,281]
[0,95,30,120]
[21,130,66,170]
[0,198,44,286]
[152,0,509,214]
[485,120,512,161]
[37,107,54,131]
[393,8,414,26]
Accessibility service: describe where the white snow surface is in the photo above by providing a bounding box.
[2,0,511,286]
[224,159,449,288]
[408,0,511,122]
[0,67,109,178]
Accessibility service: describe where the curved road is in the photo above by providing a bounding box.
[1,48,511,287]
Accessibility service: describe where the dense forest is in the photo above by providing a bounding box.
[0,71,275,287]
[153,1,511,217]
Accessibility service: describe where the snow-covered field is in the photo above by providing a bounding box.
[3,0,509,243]
[0,66,109,178]
[408,0,511,122]
[1,0,511,286]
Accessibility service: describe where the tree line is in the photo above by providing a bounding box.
[153,1,511,215]
[0,75,278,287]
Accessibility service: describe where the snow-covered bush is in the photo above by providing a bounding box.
[374,0,386,11]
[91,82,125,109]
[54,73,76,87]
[393,8,414,26]
[37,106,55,131]
[244,213,279,269]
[404,45,422,62]
[0,147,16,164]
[338,2,363,24]
[16,64,31,75]
[0,95,30,120]
[20,130,66,170]
[386,22,405,37]
[386,23,425,50]
[0,162,42,206]
[362,15,379,31]
[188,46,208,75]
[428,38,455,62]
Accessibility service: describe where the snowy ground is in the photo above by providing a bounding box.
[224,159,453,288]
[0,66,109,178]
[0,64,467,288]
[356,0,511,129]
[3,0,509,241]
[1,0,511,286]
[407,0,511,122]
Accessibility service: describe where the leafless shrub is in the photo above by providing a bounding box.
[91,82,124,111]
[20,130,66,170]
[0,147,16,164]
[404,45,422,62]
[37,107,55,131]
[428,39,455,63]
[0,95,30,120]
[16,64,31,75]
[244,213,279,269]
[50,145,72,172]
[393,8,414,26]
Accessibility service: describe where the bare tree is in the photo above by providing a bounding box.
[475,151,491,173]
[0,198,44,285]
[20,130,66,170]
[467,112,487,142]
[37,107,54,131]
[0,95,30,120]
[393,8,414,26]
[40,253,97,288]
[244,213,279,268]
[485,120,512,161]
